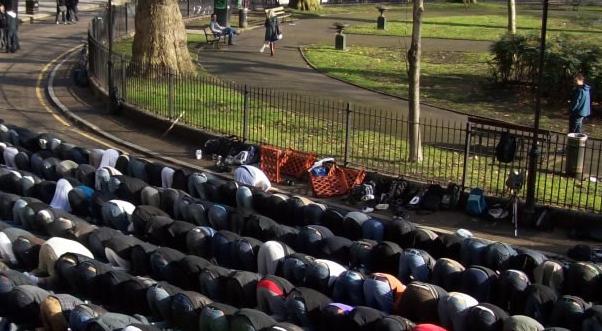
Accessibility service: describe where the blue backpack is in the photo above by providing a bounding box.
[466,188,487,216]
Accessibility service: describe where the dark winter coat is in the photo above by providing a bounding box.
[0,13,7,29]
[570,84,591,117]
[264,16,280,43]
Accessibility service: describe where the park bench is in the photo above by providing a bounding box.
[266,6,292,23]
[468,117,552,160]
[203,26,225,48]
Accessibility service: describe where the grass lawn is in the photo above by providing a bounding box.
[302,44,601,137]
[113,33,207,60]
[342,3,602,42]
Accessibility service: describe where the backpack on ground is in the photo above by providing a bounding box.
[348,181,376,205]
[381,178,409,206]
[496,132,517,163]
[420,184,445,211]
[72,67,89,87]
[440,183,461,210]
[466,188,487,216]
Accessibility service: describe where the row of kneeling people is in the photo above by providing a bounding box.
[3,122,592,331]
[2,220,599,331]
[4,176,602,318]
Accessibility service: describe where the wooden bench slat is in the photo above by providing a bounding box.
[265,6,292,22]
[203,27,223,48]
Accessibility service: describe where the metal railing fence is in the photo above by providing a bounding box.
[87,5,602,213]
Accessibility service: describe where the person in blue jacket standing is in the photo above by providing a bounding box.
[569,73,591,134]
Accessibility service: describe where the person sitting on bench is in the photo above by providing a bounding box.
[209,13,237,46]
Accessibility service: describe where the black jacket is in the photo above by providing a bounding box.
[0,13,7,29]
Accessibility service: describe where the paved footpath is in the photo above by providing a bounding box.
[0,11,599,255]
[197,16,492,122]
[17,0,105,23]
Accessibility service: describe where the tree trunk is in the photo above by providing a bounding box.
[507,0,516,34]
[407,0,423,162]
[289,0,321,11]
[131,0,195,77]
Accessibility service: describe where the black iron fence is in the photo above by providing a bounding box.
[87,6,602,213]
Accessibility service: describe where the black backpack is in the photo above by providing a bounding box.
[441,183,462,210]
[348,181,376,205]
[382,178,409,206]
[496,132,517,163]
[203,135,238,157]
[420,184,445,211]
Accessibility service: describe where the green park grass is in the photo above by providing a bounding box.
[302,45,596,137]
[342,3,602,43]
[113,34,206,60]
[346,14,602,42]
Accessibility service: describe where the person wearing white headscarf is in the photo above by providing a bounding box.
[234,165,271,192]
[161,166,175,188]
[3,146,19,169]
[99,149,119,169]
[50,179,73,212]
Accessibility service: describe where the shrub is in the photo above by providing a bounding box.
[489,33,601,106]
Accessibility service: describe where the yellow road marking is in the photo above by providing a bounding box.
[36,45,117,149]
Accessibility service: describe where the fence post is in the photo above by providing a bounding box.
[461,121,472,190]
[343,102,351,167]
[243,85,250,142]
[124,5,128,35]
[121,55,127,102]
[168,72,175,119]
[187,0,191,17]
[107,4,114,113]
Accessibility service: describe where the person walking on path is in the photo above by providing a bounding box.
[0,5,7,52]
[66,0,78,23]
[569,73,591,134]
[5,8,17,53]
[260,9,280,56]
[209,13,237,45]
[55,0,67,25]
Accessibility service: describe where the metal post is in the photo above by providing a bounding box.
[243,85,250,142]
[343,102,351,167]
[121,55,127,102]
[525,0,549,219]
[168,72,175,119]
[187,0,190,17]
[124,4,128,35]
[107,2,114,113]
[461,121,472,190]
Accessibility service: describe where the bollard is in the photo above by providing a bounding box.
[565,133,588,178]
[376,5,388,30]
[239,8,248,29]
[25,0,38,15]
[377,16,386,30]
[333,23,348,51]
[335,33,346,50]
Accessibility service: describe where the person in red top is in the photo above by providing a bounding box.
[413,324,448,331]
